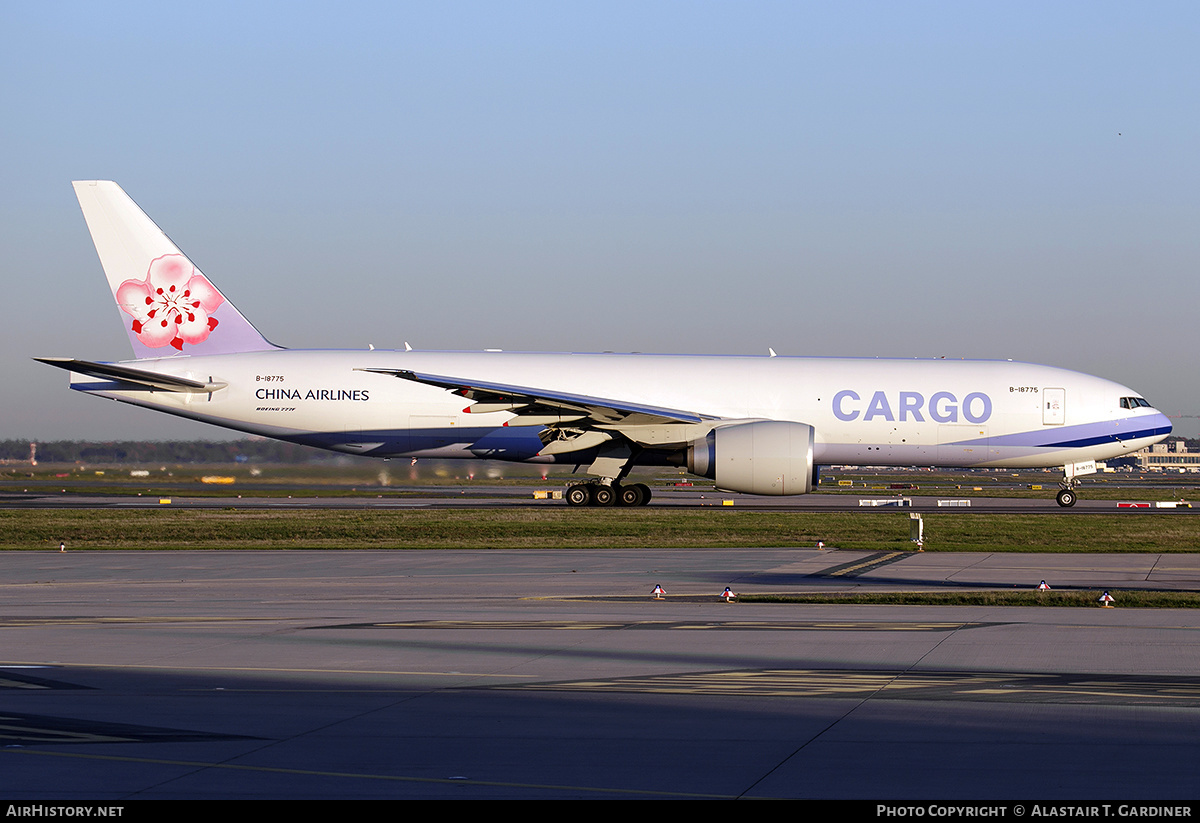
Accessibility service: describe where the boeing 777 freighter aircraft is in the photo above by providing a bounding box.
[39,181,1171,507]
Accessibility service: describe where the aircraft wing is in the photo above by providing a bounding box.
[35,357,227,393]
[356,368,715,453]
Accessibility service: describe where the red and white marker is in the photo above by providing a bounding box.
[652,584,665,600]
[721,587,736,602]
[1099,591,1115,608]
[1037,580,1051,591]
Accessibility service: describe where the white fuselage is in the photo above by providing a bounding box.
[67,349,1171,470]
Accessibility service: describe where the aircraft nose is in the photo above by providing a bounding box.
[1148,410,1172,438]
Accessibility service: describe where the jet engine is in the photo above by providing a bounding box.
[687,421,815,495]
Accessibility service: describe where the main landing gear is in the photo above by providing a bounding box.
[566,482,653,507]
[1056,487,1077,508]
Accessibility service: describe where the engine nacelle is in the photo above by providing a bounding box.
[687,421,815,496]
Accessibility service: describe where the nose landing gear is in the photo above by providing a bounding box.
[1055,460,1096,507]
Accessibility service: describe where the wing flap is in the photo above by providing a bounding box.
[357,367,709,427]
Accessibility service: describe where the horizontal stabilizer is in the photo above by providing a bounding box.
[35,357,226,393]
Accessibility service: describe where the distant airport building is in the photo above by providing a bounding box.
[1126,441,1200,471]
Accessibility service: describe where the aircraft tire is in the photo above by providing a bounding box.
[1056,489,1077,508]
[566,485,592,507]
[634,483,652,506]
[592,485,616,507]
[617,484,646,507]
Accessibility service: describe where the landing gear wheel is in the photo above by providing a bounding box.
[566,485,592,507]
[617,484,647,507]
[1056,488,1077,508]
[591,485,616,507]
[633,483,652,506]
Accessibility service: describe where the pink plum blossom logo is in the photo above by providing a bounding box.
[116,254,224,351]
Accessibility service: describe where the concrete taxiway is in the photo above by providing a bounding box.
[2,488,1197,514]
[2,548,1199,799]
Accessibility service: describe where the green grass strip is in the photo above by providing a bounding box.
[3,509,1199,551]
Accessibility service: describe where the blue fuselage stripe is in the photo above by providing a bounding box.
[1038,425,1172,449]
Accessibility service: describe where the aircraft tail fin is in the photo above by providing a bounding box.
[72,181,281,358]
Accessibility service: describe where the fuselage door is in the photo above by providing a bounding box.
[1043,388,1065,425]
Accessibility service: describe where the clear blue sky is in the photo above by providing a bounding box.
[3,1,1198,439]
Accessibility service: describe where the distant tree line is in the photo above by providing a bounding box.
[3,435,1198,466]
[0,439,336,464]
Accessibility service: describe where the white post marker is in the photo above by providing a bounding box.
[816,540,825,550]
[721,587,736,602]
[652,584,665,600]
[1099,591,1116,608]
[1037,580,1051,591]
[59,541,65,552]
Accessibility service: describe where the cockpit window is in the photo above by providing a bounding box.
[1120,397,1152,409]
